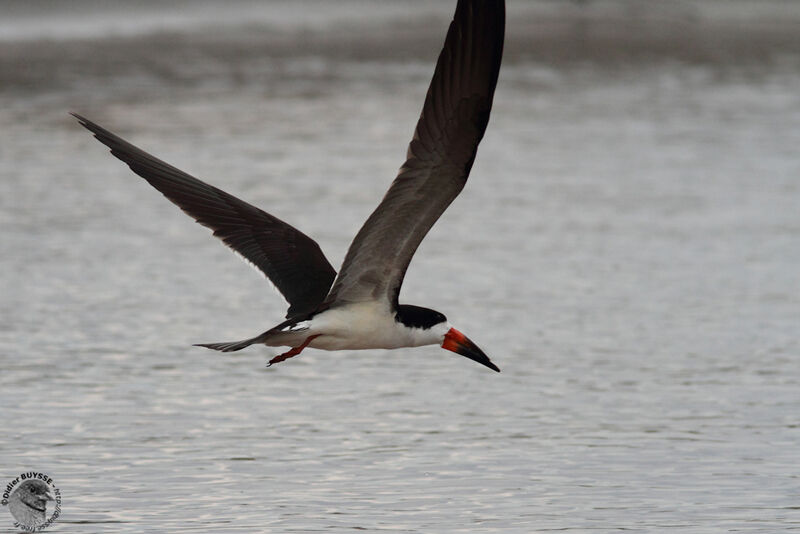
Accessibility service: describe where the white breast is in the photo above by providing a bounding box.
[303,301,446,351]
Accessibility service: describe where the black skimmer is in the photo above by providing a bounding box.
[72,0,504,372]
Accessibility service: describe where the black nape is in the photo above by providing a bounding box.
[395,304,447,329]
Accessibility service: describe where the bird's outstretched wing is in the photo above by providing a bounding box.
[72,113,336,318]
[324,0,505,307]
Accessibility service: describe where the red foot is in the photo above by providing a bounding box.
[267,335,321,367]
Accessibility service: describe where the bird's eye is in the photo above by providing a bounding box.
[29,487,36,493]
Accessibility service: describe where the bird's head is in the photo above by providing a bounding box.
[396,304,500,372]
[11,479,54,513]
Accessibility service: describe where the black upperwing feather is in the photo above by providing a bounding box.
[323,0,505,307]
[72,113,336,318]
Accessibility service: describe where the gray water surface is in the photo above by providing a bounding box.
[2,1,799,532]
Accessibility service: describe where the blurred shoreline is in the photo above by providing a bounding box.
[3,0,800,101]
[2,0,800,63]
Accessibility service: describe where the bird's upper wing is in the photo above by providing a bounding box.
[73,113,336,318]
[323,0,504,308]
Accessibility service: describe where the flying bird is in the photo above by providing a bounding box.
[73,0,504,372]
[5,480,54,528]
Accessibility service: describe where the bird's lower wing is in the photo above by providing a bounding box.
[73,113,336,317]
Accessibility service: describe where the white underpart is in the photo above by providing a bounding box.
[265,301,450,351]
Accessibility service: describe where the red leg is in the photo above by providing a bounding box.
[267,335,321,367]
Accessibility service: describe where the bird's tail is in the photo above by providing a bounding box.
[194,332,271,353]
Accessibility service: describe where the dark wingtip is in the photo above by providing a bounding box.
[70,112,102,137]
[69,111,88,125]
